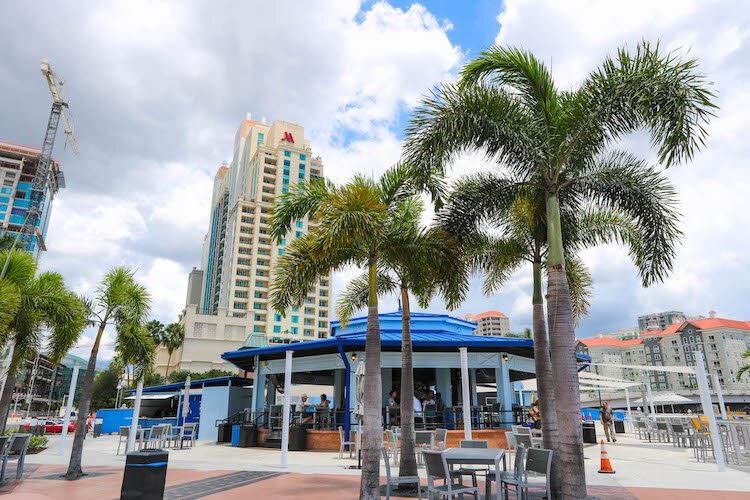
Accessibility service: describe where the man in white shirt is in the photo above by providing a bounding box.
[413,395,423,415]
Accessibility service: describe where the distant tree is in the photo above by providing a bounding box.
[167,369,235,384]
[738,351,750,380]
[162,323,185,379]
[90,365,120,411]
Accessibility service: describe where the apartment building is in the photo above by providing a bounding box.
[465,311,511,336]
[156,116,331,375]
[637,310,686,332]
[0,140,63,254]
[577,312,750,393]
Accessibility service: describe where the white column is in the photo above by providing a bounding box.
[459,347,471,440]
[496,356,513,429]
[58,366,79,455]
[695,350,726,472]
[711,374,728,419]
[645,376,656,417]
[252,356,261,418]
[127,378,144,453]
[436,368,452,406]
[624,387,632,432]
[280,350,293,469]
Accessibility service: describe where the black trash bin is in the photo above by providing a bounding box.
[240,425,258,447]
[93,423,103,438]
[217,423,232,443]
[582,422,597,444]
[120,449,168,500]
[614,420,625,434]
[289,426,307,451]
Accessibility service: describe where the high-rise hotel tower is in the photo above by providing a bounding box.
[156,116,332,374]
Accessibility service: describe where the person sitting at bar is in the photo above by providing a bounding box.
[298,394,313,424]
[388,390,399,407]
[318,393,331,409]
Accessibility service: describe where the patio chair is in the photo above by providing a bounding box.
[180,423,198,449]
[518,447,553,499]
[689,418,713,462]
[505,430,518,465]
[117,426,130,455]
[670,422,691,448]
[1,433,31,482]
[424,404,437,429]
[414,431,434,465]
[145,424,167,449]
[422,449,480,499]
[515,433,538,449]
[487,444,527,500]
[655,422,671,443]
[381,447,421,499]
[384,429,399,465]
[338,426,356,459]
[514,426,531,435]
[434,428,447,451]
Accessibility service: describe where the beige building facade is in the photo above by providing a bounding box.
[465,311,511,336]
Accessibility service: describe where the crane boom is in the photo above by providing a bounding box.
[16,59,77,253]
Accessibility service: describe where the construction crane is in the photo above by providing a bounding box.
[18,59,77,253]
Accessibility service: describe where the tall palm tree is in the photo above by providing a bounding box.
[440,175,647,495]
[162,322,185,379]
[0,250,87,433]
[143,320,164,383]
[66,267,152,480]
[336,199,468,482]
[270,166,423,499]
[403,42,715,497]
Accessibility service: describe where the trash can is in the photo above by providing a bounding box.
[240,425,257,447]
[120,449,168,500]
[231,424,241,447]
[582,422,597,444]
[289,426,307,451]
[93,423,103,438]
[217,423,232,443]
[614,420,625,434]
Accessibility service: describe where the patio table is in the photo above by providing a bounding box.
[443,447,505,469]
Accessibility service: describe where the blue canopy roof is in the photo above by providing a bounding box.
[222,310,537,372]
[125,376,251,395]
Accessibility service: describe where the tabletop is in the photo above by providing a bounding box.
[443,448,504,465]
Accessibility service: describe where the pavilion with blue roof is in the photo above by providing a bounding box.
[221,311,542,441]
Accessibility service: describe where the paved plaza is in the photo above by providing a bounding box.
[1,423,747,499]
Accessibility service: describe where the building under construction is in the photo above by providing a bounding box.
[0,140,64,254]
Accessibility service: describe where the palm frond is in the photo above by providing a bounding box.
[336,270,398,329]
[564,254,593,323]
[268,178,333,241]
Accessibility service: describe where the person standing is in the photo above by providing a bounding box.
[601,401,616,443]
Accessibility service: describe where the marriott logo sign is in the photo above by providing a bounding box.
[282,132,295,144]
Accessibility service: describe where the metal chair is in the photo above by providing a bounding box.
[518,447,553,499]
[381,447,422,499]
[496,444,528,500]
[384,429,399,465]
[1,434,31,481]
[454,440,489,487]
[338,426,356,459]
[145,424,167,449]
[422,449,480,499]
[513,425,530,435]
[117,426,129,455]
[434,428,447,451]
[655,422,671,443]
[180,423,198,448]
[415,431,434,465]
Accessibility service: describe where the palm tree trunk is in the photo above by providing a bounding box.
[65,321,106,479]
[545,194,586,499]
[532,260,561,498]
[359,257,382,500]
[165,351,172,380]
[398,285,418,480]
[0,372,17,434]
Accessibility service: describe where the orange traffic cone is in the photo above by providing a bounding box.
[598,439,616,474]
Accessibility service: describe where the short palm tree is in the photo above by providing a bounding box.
[270,165,423,499]
[404,42,715,497]
[336,196,468,481]
[0,250,87,432]
[143,320,165,383]
[738,351,750,381]
[66,267,152,480]
[162,322,185,378]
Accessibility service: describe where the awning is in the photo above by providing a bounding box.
[634,392,693,404]
[125,394,176,400]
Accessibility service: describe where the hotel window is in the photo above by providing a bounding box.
[257,132,265,145]
[253,326,263,333]
[278,249,285,255]
[299,163,305,170]
[284,151,291,157]
[253,302,263,310]
[282,187,289,194]
[296,231,303,238]
[273,325,281,333]
[234,302,247,310]
[255,280,266,287]
[292,315,299,324]
[291,327,299,335]
[300,154,306,160]
[296,221,303,228]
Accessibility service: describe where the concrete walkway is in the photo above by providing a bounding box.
[7,424,748,498]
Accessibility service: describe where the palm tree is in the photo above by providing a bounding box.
[0,250,87,433]
[144,320,164,383]
[162,322,185,379]
[738,351,750,380]
[66,267,152,480]
[336,198,468,482]
[403,42,715,497]
[270,166,422,499]
[439,175,647,495]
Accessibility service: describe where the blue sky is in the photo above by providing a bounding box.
[1,1,749,359]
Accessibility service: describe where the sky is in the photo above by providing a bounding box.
[1,0,749,361]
